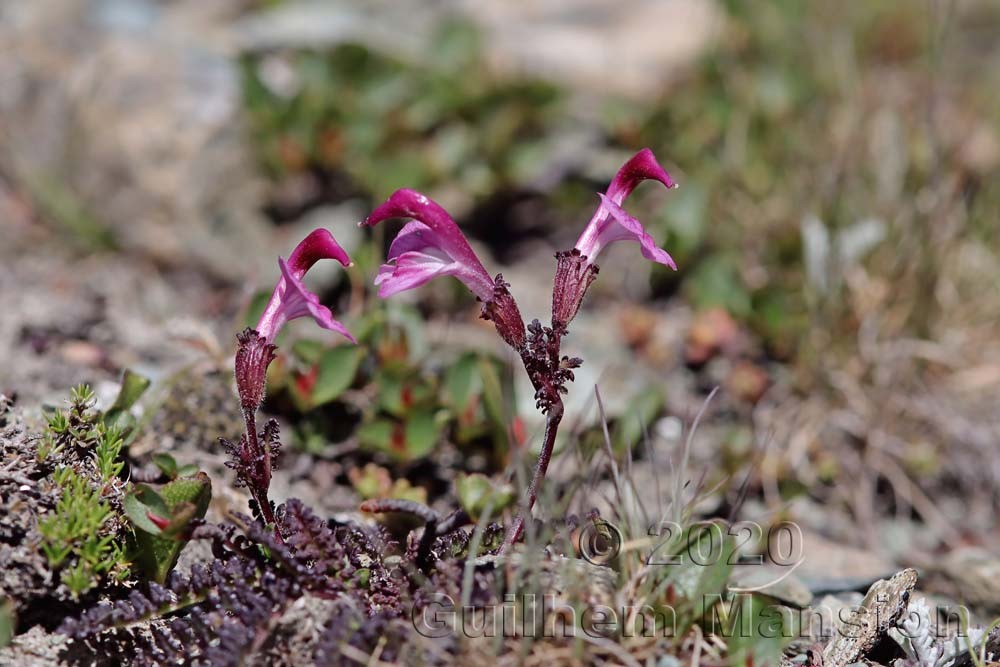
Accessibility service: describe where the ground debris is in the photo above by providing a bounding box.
[822,568,917,667]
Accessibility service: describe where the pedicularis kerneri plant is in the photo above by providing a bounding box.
[225,229,356,532]
[364,148,677,552]
[226,149,677,551]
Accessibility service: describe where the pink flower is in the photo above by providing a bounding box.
[229,229,355,532]
[552,149,678,327]
[237,228,355,417]
[362,189,496,301]
[573,148,677,269]
[255,229,356,344]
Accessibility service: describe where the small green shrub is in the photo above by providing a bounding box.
[34,381,147,598]
[38,467,130,597]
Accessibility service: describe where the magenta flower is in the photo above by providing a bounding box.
[228,228,355,532]
[362,189,496,302]
[553,148,677,326]
[362,150,683,554]
[256,229,356,344]
[573,148,677,269]
[238,227,355,415]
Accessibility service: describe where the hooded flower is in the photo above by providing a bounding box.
[552,148,678,326]
[362,189,496,301]
[255,229,356,344]
[237,229,354,417]
[364,189,528,350]
[573,148,678,269]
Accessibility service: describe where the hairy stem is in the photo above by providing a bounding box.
[242,411,279,534]
[499,400,564,554]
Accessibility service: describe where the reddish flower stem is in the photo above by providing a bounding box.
[499,399,564,554]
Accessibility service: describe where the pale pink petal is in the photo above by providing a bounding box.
[275,258,356,342]
[594,194,676,269]
[364,189,495,301]
[256,258,355,343]
[373,251,453,298]
[386,220,436,260]
[574,148,677,264]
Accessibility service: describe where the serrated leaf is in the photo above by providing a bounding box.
[310,345,366,406]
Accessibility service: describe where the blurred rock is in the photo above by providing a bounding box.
[231,0,722,100]
[925,548,1000,617]
[730,564,813,608]
[792,530,898,594]
[0,0,269,280]
[460,0,723,99]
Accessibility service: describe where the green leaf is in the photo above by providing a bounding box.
[386,303,428,361]
[403,409,443,460]
[477,357,506,427]
[444,352,480,412]
[660,183,708,257]
[111,369,151,413]
[291,339,325,365]
[0,597,13,648]
[377,372,435,417]
[127,473,211,583]
[103,369,151,431]
[176,464,199,478]
[455,473,514,520]
[357,419,395,453]
[160,502,201,537]
[723,593,792,667]
[376,374,404,415]
[159,473,212,516]
[310,345,366,407]
[152,453,178,479]
[668,522,735,605]
[123,485,171,535]
[243,290,272,331]
[685,256,751,317]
